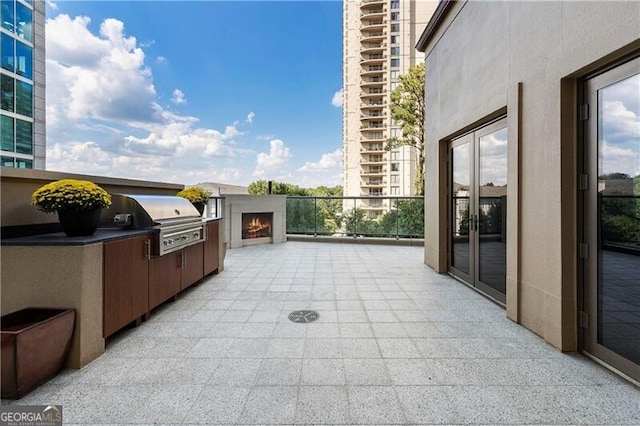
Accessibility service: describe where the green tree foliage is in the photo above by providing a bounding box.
[599,174,640,246]
[386,63,426,195]
[397,198,424,237]
[342,199,424,238]
[247,180,308,196]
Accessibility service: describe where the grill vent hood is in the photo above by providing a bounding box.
[100,194,202,229]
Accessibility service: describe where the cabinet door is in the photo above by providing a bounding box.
[203,221,220,275]
[149,251,182,310]
[181,243,204,290]
[103,236,150,337]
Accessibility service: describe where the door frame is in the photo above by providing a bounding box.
[448,117,508,305]
[582,56,640,382]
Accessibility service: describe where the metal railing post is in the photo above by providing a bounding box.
[314,197,317,237]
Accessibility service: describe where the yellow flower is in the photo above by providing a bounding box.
[31,179,112,213]
[177,186,210,203]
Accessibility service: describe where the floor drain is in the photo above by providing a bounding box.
[288,310,319,323]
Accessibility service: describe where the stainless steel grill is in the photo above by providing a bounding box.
[100,194,205,256]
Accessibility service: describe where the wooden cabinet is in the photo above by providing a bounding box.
[148,251,182,310]
[203,220,220,276]
[181,243,204,290]
[103,235,150,337]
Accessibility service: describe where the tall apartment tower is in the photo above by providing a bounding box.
[342,0,436,217]
[1,0,46,169]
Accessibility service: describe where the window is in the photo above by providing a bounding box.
[391,70,399,79]
[1,74,14,112]
[390,128,400,137]
[391,186,400,195]
[15,117,31,154]
[1,156,14,167]
[390,151,398,160]
[1,33,14,72]
[15,79,31,117]
[1,0,14,33]
[391,81,398,90]
[15,158,31,168]
[390,59,399,68]
[390,175,399,184]
[390,0,399,10]
[15,40,32,78]
[1,114,14,150]
[390,47,400,56]
[390,23,399,33]
[390,35,399,44]
[15,1,32,42]
[391,163,399,172]
[390,12,399,21]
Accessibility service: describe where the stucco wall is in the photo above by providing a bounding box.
[422,0,640,349]
[1,168,183,229]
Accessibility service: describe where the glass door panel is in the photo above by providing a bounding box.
[451,139,471,276]
[584,57,640,382]
[478,126,508,296]
[596,72,640,365]
[449,120,507,304]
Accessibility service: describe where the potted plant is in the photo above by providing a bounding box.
[1,307,75,399]
[177,186,210,215]
[31,179,112,237]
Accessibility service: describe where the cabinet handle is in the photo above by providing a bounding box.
[144,240,151,260]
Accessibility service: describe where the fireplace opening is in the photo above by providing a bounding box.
[242,212,273,239]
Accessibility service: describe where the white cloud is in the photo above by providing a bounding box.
[156,56,167,63]
[246,112,255,124]
[254,139,292,177]
[46,0,58,11]
[45,14,255,185]
[171,89,187,105]
[331,89,343,108]
[298,149,342,172]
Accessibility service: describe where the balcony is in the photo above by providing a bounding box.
[360,9,386,20]
[361,180,386,186]
[8,209,636,423]
[360,145,384,153]
[360,158,384,165]
[361,42,385,54]
[361,20,385,32]
[361,168,387,175]
[360,31,386,43]
[361,112,386,120]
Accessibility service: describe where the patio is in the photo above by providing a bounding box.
[4,241,639,424]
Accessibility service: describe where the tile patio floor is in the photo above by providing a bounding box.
[4,242,640,425]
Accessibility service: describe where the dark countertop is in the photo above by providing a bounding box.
[1,217,221,246]
[1,228,156,246]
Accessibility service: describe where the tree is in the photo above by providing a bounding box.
[385,63,426,195]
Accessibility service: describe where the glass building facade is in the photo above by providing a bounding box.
[1,0,37,169]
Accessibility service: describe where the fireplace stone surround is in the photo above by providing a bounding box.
[224,195,286,249]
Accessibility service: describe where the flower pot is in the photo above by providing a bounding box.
[57,208,102,237]
[192,202,205,216]
[1,308,75,399]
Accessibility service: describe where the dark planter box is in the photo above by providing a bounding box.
[1,308,75,399]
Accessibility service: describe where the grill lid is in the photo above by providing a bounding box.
[101,194,202,229]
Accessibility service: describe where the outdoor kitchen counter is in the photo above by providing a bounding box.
[0,228,155,246]
[1,218,225,370]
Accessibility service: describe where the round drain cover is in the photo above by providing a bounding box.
[288,310,319,323]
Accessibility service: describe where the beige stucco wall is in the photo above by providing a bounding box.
[421,1,640,350]
[1,168,183,228]
[1,244,104,368]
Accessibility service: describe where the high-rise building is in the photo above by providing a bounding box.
[1,0,45,169]
[342,0,436,217]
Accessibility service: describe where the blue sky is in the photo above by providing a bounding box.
[45,1,344,187]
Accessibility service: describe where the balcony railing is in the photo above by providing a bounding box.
[361,168,387,175]
[286,196,424,239]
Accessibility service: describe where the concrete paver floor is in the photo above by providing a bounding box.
[4,242,639,424]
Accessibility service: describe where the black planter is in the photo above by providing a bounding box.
[57,208,101,237]
[192,202,205,216]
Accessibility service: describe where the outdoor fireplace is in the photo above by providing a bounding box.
[225,195,286,249]
[242,212,273,240]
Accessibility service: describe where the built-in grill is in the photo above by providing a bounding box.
[100,194,205,256]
